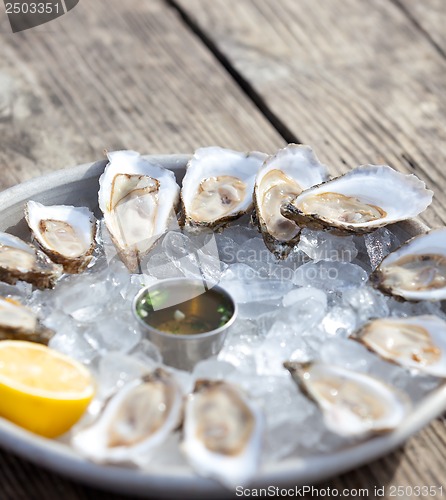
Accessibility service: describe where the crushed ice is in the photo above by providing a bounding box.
[3,220,444,466]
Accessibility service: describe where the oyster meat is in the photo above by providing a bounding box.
[26,201,96,274]
[0,297,54,344]
[284,362,409,437]
[181,380,264,487]
[352,315,446,377]
[181,147,267,229]
[72,368,183,464]
[98,150,180,272]
[282,165,432,234]
[371,228,446,301]
[254,144,328,257]
[0,232,62,289]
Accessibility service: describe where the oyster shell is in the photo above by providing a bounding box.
[284,361,409,437]
[254,144,328,257]
[25,201,96,274]
[282,165,432,234]
[181,380,264,487]
[98,150,180,272]
[351,315,446,377]
[371,228,446,301]
[0,232,62,289]
[72,368,183,464]
[181,147,267,229]
[0,297,54,344]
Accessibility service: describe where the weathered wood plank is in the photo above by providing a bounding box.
[396,0,446,55]
[173,0,446,495]
[174,0,446,230]
[0,0,283,192]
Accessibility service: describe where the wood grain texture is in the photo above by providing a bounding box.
[1,0,446,499]
[172,0,446,496]
[174,0,446,230]
[0,0,283,192]
[396,0,446,55]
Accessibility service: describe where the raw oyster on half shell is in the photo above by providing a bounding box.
[98,150,180,272]
[72,368,183,464]
[282,165,432,234]
[181,147,267,230]
[284,361,409,438]
[181,379,264,487]
[351,315,446,377]
[371,228,446,301]
[0,297,54,344]
[254,144,328,257]
[0,232,62,289]
[25,201,96,274]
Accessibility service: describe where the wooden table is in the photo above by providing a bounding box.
[0,1,445,498]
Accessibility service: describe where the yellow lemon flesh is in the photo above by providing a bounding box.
[0,340,95,438]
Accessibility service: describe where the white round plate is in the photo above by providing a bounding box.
[0,155,444,498]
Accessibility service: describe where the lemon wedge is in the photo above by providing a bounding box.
[0,340,95,438]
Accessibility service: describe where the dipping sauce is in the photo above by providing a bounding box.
[135,286,234,335]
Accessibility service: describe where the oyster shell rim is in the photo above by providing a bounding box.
[281,165,433,234]
[25,201,98,274]
[253,143,329,258]
[350,315,446,377]
[284,361,411,437]
[370,227,446,302]
[180,146,267,230]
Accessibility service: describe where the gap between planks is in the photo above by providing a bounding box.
[390,0,446,60]
[165,0,300,144]
[167,0,446,153]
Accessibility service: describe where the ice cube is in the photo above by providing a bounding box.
[215,234,239,265]
[48,319,98,365]
[282,287,327,308]
[342,287,389,323]
[192,359,236,380]
[83,312,141,355]
[218,319,263,373]
[52,272,112,321]
[162,231,194,260]
[97,220,118,265]
[255,321,314,376]
[145,251,184,279]
[161,230,225,286]
[364,227,399,270]
[319,338,375,372]
[129,338,163,365]
[164,366,194,394]
[237,300,281,320]
[298,229,358,263]
[222,223,259,246]
[238,237,277,266]
[321,305,358,337]
[195,247,227,286]
[281,288,327,333]
[230,373,319,461]
[96,352,153,399]
[120,273,158,302]
[220,265,293,303]
[293,261,368,290]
